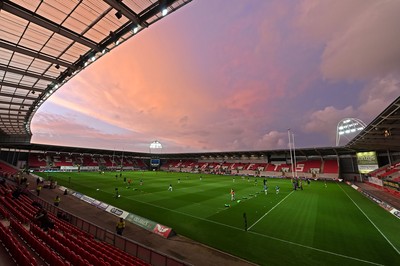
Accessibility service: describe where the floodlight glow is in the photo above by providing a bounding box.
[162,8,168,16]
[84,61,88,66]
[91,56,96,61]
[133,27,138,34]
[115,40,120,45]
[55,84,59,89]
[149,140,163,149]
[336,117,367,146]
[102,49,107,54]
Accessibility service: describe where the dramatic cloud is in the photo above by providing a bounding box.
[31,0,399,152]
[358,75,400,118]
[299,0,400,81]
[303,106,356,140]
[254,131,289,150]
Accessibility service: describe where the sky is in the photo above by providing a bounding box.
[30,0,400,153]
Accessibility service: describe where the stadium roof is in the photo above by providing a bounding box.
[346,96,400,151]
[0,0,191,143]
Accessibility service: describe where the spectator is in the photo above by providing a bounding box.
[36,183,42,196]
[12,186,22,199]
[116,218,125,235]
[34,208,54,231]
[54,195,61,206]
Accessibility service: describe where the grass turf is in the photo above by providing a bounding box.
[35,171,400,265]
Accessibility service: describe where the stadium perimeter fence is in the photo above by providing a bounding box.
[28,193,191,266]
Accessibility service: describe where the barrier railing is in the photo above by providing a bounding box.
[28,194,191,266]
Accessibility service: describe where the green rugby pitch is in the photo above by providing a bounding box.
[35,171,400,266]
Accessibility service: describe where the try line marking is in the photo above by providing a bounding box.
[248,190,294,230]
[337,183,400,255]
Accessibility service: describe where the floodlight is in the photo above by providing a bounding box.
[91,56,96,62]
[133,27,139,34]
[115,11,122,19]
[162,8,168,16]
[336,118,367,146]
[150,140,163,149]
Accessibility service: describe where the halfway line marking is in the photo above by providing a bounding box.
[248,190,294,230]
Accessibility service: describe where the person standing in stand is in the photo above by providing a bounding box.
[54,195,61,206]
[116,218,125,235]
[36,183,42,196]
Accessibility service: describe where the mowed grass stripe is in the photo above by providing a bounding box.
[119,190,385,266]
[36,171,400,265]
[337,183,400,255]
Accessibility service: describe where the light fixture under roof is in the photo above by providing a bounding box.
[162,8,168,16]
[115,10,122,19]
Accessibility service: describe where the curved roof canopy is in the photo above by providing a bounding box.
[0,0,191,143]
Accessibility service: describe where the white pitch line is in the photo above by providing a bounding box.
[248,230,384,266]
[248,190,294,230]
[126,195,383,265]
[337,183,400,255]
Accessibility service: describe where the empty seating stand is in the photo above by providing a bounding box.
[0,182,150,266]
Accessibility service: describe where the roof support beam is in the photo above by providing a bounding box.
[1,0,99,51]
[0,107,27,113]
[0,92,37,101]
[0,101,31,107]
[103,0,146,27]
[0,41,72,68]
[0,65,55,82]
[0,81,46,92]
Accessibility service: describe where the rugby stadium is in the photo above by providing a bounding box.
[0,1,400,266]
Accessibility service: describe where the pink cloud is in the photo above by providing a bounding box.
[302,75,399,144]
[298,0,400,80]
[254,131,289,150]
[303,106,356,142]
